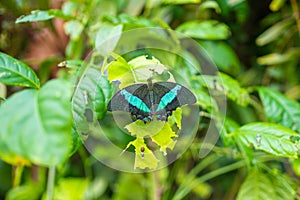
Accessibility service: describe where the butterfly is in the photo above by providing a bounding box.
[107,79,196,122]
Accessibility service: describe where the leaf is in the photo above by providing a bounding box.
[236,169,276,200]
[125,120,166,138]
[176,20,231,40]
[256,19,294,46]
[125,137,159,169]
[258,87,300,133]
[64,20,84,40]
[162,0,201,4]
[214,72,250,106]
[229,122,299,158]
[95,24,123,56]
[107,55,170,88]
[237,169,296,200]
[198,41,240,76]
[72,68,101,134]
[269,0,287,11]
[257,48,300,65]
[94,76,114,119]
[43,178,89,200]
[0,52,40,88]
[0,79,72,166]
[15,9,68,23]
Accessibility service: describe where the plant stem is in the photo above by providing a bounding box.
[290,0,300,35]
[12,165,24,188]
[46,166,56,200]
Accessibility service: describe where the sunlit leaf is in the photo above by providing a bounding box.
[0,52,40,88]
[0,79,72,166]
[269,0,286,11]
[176,20,231,40]
[229,122,299,158]
[258,87,300,133]
[256,19,294,46]
[125,137,159,169]
[95,24,123,56]
[162,0,201,4]
[64,20,84,40]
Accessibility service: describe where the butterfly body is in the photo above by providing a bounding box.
[107,81,196,122]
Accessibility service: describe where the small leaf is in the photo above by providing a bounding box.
[95,24,123,56]
[125,120,166,138]
[237,169,276,200]
[64,20,84,40]
[0,79,72,166]
[257,48,300,65]
[162,0,201,4]
[0,52,40,88]
[16,9,67,23]
[256,19,294,46]
[125,137,159,169]
[269,0,287,11]
[229,122,299,158]
[258,87,300,133]
[176,20,231,40]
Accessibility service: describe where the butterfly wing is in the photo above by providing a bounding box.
[153,82,196,120]
[107,84,152,121]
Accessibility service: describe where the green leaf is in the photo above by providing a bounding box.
[0,79,72,166]
[15,9,67,23]
[125,137,159,169]
[257,48,300,65]
[162,0,201,4]
[229,122,299,158]
[94,76,114,119]
[64,20,84,40]
[198,41,240,76]
[237,169,296,200]
[107,55,170,88]
[237,169,276,200]
[176,20,231,40]
[151,122,177,153]
[269,0,287,11]
[95,24,123,56]
[215,72,250,106]
[72,68,101,134]
[256,19,294,46]
[0,52,40,88]
[43,178,89,200]
[258,87,300,133]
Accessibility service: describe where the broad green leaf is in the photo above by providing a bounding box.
[64,20,84,40]
[95,24,123,56]
[94,76,114,119]
[15,9,68,23]
[256,19,294,46]
[72,68,101,134]
[229,122,299,158]
[237,169,296,200]
[151,122,177,153]
[198,41,240,76]
[125,120,166,138]
[216,72,250,106]
[125,137,159,169]
[292,159,300,176]
[6,182,44,200]
[237,169,276,200]
[0,79,72,166]
[0,52,40,88]
[258,87,300,133]
[176,20,231,40]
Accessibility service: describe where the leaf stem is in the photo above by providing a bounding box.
[12,164,24,188]
[46,166,56,200]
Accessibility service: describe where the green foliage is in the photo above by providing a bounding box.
[0,52,40,88]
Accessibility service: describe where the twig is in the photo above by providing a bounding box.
[290,0,300,35]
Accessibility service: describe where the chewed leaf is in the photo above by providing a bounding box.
[169,107,182,130]
[151,122,177,154]
[125,137,159,169]
[125,120,166,138]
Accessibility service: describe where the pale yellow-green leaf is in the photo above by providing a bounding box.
[125,120,166,138]
[151,122,177,154]
[125,137,159,169]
